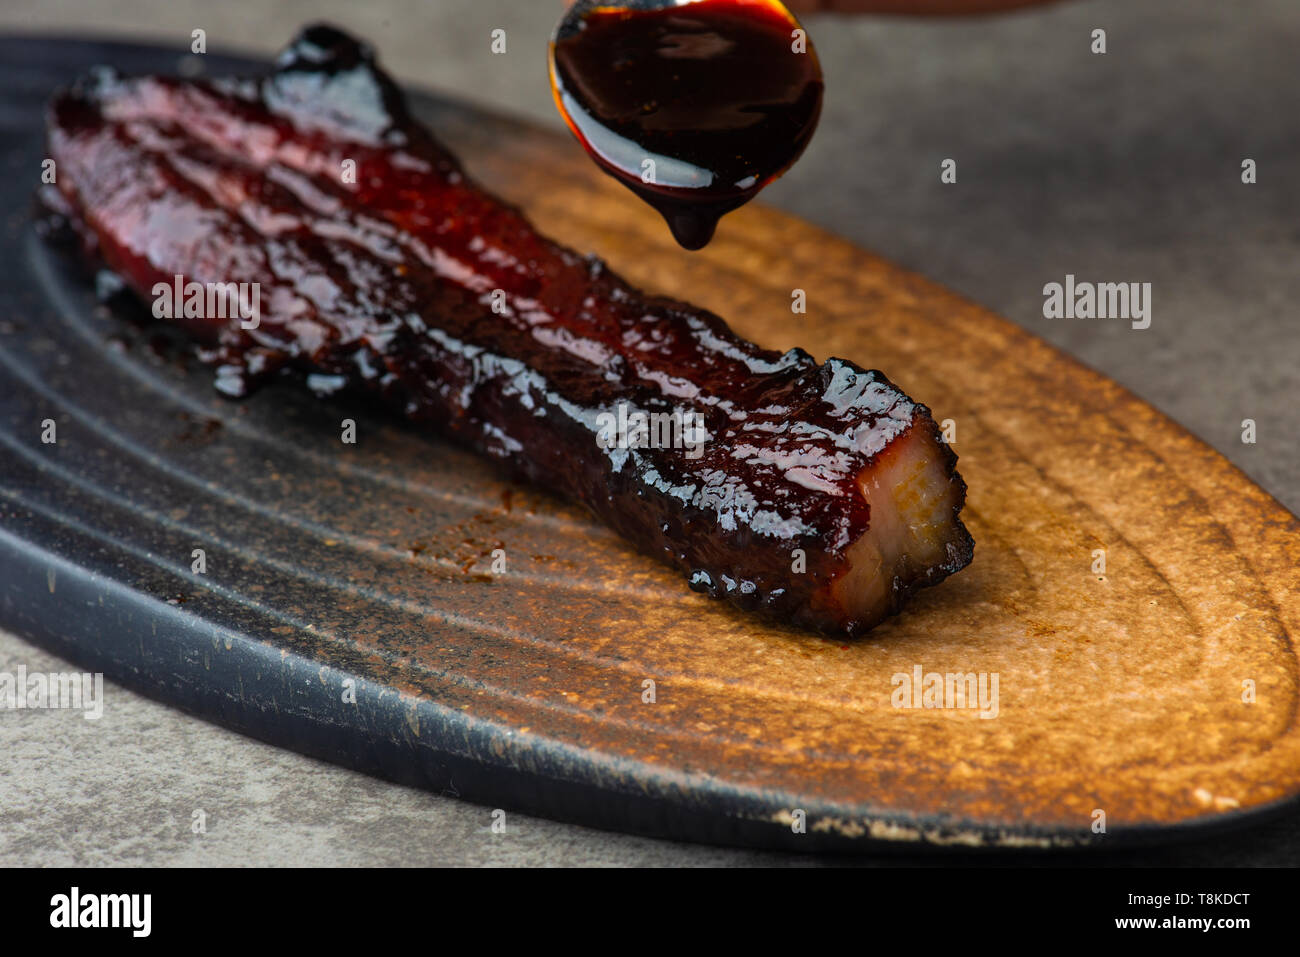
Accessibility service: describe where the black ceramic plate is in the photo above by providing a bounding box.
[6,36,1299,856]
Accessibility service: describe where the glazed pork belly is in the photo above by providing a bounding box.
[43,25,973,635]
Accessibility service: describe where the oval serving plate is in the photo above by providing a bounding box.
[1,36,1297,852]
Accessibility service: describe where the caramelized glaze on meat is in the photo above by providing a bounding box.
[44,25,973,635]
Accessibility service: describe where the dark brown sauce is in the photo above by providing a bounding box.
[550,0,823,250]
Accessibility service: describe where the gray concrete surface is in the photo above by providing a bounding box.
[1,0,1297,865]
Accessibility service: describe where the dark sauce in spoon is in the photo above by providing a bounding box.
[550,0,823,250]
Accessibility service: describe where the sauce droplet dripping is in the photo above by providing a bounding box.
[550,0,824,250]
